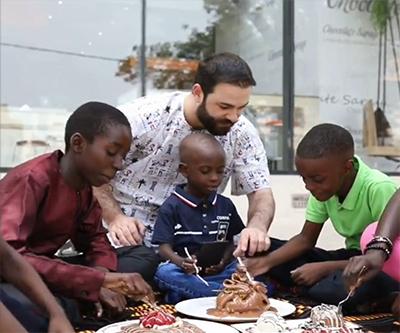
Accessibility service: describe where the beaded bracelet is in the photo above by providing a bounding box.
[366,235,394,253]
[364,244,391,261]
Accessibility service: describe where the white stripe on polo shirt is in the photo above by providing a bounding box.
[172,189,218,207]
[174,231,203,235]
[173,191,197,207]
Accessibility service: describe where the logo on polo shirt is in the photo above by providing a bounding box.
[217,215,230,221]
[174,223,182,230]
[217,222,229,241]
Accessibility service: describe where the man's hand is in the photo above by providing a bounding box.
[243,256,270,277]
[234,228,271,257]
[96,288,126,318]
[392,293,400,320]
[103,272,154,302]
[291,262,330,286]
[343,252,386,290]
[108,215,146,246]
[180,256,198,275]
[47,313,75,333]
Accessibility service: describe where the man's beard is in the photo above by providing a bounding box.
[196,102,234,136]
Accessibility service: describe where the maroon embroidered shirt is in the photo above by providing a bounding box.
[0,150,117,302]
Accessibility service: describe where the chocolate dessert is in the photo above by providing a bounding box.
[118,311,204,333]
[299,304,363,333]
[207,272,271,318]
[300,328,364,333]
[255,312,287,332]
[310,304,344,329]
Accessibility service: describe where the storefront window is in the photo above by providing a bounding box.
[5,1,394,174]
[294,0,400,173]
[0,0,141,168]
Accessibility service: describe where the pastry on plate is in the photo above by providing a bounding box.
[207,272,271,318]
[118,310,204,333]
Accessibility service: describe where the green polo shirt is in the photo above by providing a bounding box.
[305,156,398,250]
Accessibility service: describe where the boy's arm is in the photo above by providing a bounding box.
[262,221,324,270]
[374,188,400,241]
[0,179,109,302]
[151,203,177,256]
[158,243,185,267]
[245,221,324,277]
[0,302,27,333]
[0,236,74,332]
[72,201,117,272]
[152,204,197,272]
[344,189,400,287]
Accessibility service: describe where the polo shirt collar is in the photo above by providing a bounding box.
[340,155,366,210]
[173,184,217,208]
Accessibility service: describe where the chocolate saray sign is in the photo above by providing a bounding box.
[213,0,400,171]
[317,0,400,171]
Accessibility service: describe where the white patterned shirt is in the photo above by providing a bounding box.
[108,92,270,247]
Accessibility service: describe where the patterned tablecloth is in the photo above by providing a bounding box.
[75,296,399,333]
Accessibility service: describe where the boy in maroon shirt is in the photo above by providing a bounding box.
[0,102,155,323]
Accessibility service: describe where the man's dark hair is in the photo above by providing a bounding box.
[194,52,256,97]
[64,101,131,151]
[296,123,354,159]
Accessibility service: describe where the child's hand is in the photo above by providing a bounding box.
[204,262,225,275]
[180,256,199,275]
[291,262,330,286]
[343,252,384,290]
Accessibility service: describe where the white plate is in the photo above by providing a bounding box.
[232,319,360,333]
[96,318,238,333]
[175,297,296,323]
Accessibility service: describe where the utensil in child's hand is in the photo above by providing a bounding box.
[142,295,164,313]
[237,257,254,282]
[184,247,210,287]
[337,265,367,314]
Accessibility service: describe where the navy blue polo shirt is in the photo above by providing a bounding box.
[152,184,244,257]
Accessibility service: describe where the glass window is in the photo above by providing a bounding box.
[294,0,400,173]
[207,0,285,172]
[1,0,141,168]
[1,0,289,173]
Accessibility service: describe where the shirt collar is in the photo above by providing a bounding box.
[340,155,366,210]
[173,184,217,208]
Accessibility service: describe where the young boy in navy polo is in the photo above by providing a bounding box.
[152,133,245,303]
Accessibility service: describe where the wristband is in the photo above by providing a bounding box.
[364,245,391,261]
[366,236,393,253]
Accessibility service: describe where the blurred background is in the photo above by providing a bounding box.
[1,0,400,246]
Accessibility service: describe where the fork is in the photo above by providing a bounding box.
[142,295,164,313]
[237,257,254,282]
[337,288,355,314]
[184,247,210,287]
[337,265,367,314]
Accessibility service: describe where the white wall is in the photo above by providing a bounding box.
[223,175,400,250]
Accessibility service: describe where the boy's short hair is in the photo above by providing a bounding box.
[194,52,256,98]
[64,102,131,151]
[179,132,225,163]
[296,123,354,158]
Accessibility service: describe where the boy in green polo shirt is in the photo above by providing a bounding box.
[245,123,398,312]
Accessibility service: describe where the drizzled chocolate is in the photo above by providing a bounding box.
[207,272,271,317]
